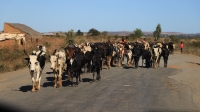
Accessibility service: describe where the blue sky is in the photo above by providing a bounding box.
[0,0,199,34]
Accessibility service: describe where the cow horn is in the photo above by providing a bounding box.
[23,49,29,57]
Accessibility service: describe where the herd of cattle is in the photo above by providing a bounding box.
[24,41,175,92]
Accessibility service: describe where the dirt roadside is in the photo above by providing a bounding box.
[167,52,200,107]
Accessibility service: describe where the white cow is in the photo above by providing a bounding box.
[126,44,134,66]
[29,55,43,92]
[50,49,66,88]
[152,45,162,68]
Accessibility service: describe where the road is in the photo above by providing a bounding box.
[0,53,200,112]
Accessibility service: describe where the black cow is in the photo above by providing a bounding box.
[132,43,143,68]
[91,47,103,82]
[158,43,170,67]
[84,51,92,72]
[67,48,85,86]
[168,42,175,54]
[142,49,152,68]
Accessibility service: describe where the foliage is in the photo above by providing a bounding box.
[134,28,143,38]
[65,29,75,44]
[43,42,51,48]
[87,28,100,36]
[153,24,162,41]
[66,29,75,38]
[13,63,23,71]
[76,29,83,36]
[129,33,137,39]
[56,33,59,37]
[169,35,180,43]
[0,64,10,73]
[101,31,108,37]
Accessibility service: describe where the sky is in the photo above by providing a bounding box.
[0,0,200,34]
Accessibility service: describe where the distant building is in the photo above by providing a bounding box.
[3,22,42,39]
[0,22,42,48]
[41,32,55,37]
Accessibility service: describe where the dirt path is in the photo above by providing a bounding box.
[168,52,200,107]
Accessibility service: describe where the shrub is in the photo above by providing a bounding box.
[13,63,22,71]
[0,64,10,73]
[44,42,51,48]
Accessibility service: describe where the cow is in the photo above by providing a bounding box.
[152,43,162,68]
[50,49,66,88]
[157,43,170,67]
[168,42,175,54]
[91,47,102,82]
[126,44,134,67]
[84,51,92,73]
[116,44,124,67]
[132,42,143,68]
[104,43,114,69]
[67,48,85,86]
[24,46,46,92]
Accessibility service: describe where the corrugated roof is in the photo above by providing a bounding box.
[5,22,42,38]
[41,32,55,36]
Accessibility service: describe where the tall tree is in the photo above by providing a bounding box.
[76,29,83,36]
[134,28,143,38]
[153,24,162,41]
[87,28,100,36]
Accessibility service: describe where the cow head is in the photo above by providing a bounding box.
[29,55,40,73]
[50,55,57,69]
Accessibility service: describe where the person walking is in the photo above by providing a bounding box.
[180,42,184,54]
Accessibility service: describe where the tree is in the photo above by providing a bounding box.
[153,24,162,41]
[101,31,108,37]
[76,29,83,36]
[134,28,143,38]
[65,29,75,43]
[87,28,100,36]
[56,33,59,37]
[66,29,75,38]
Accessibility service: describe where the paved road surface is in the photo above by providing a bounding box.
[0,53,200,112]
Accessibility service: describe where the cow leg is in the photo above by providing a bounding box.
[71,72,74,87]
[53,71,57,88]
[67,70,72,81]
[31,80,35,92]
[157,55,161,67]
[35,70,41,90]
[118,58,122,67]
[37,75,41,90]
[93,71,95,82]
[76,71,79,86]
[30,72,36,92]
[54,77,57,88]
[164,56,168,67]
[107,56,111,69]
[57,76,62,87]
[97,67,101,81]
[79,71,82,83]
[134,57,139,68]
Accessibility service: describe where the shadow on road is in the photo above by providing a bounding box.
[46,72,53,74]
[82,78,93,82]
[186,61,200,66]
[19,85,32,92]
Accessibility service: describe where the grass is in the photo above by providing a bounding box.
[0,35,200,73]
